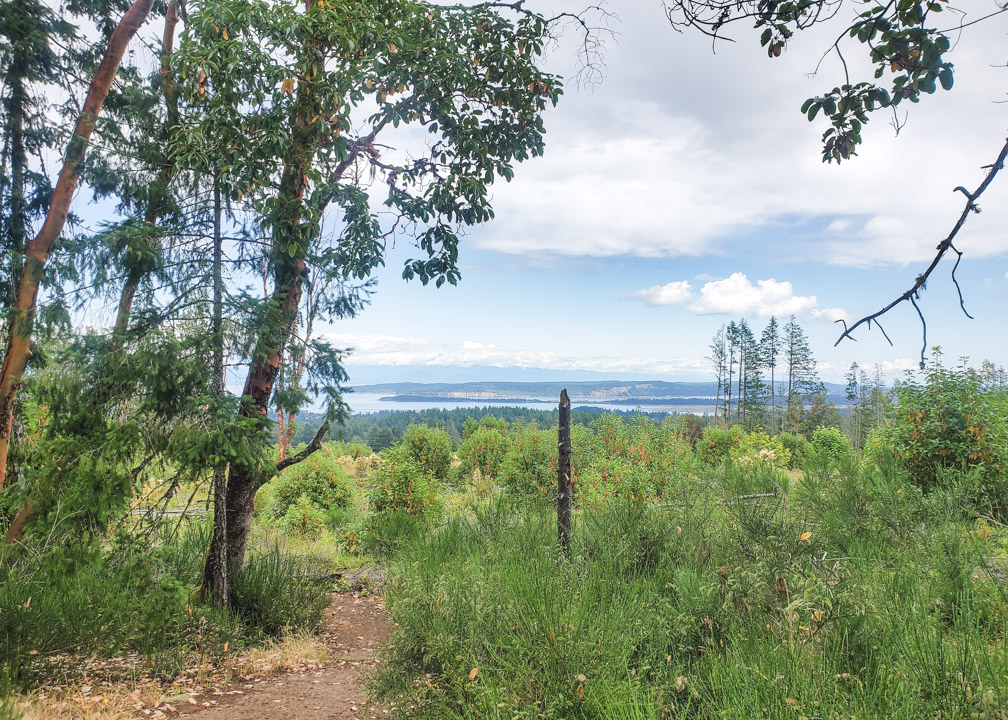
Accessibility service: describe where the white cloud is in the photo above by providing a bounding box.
[469,7,1008,267]
[326,332,708,376]
[632,272,848,322]
[689,273,815,317]
[630,280,694,306]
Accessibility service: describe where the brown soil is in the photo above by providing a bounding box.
[179,593,392,720]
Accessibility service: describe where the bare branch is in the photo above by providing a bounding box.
[835,136,1008,359]
[275,419,330,473]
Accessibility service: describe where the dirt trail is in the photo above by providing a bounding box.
[180,593,392,720]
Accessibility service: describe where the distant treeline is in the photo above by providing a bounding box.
[287,405,680,451]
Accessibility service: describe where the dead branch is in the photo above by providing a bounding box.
[834,136,1008,366]
[275,419,330,473]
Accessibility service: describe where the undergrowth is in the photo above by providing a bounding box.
[373,461,1008,719]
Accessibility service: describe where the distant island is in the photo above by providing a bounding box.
[353,380,848,404]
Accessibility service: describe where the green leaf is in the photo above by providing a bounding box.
[938,67,953,91]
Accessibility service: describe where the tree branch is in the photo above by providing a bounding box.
[275,419,329,472]
[834,136,1008,364]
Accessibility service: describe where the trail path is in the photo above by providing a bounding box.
[180,593,392,720]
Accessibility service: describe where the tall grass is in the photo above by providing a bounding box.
[373,462,1008,719]
[0,520,331,687]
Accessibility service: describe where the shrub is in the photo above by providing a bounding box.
[776,431,810,469]
[697,425,744,465]
[327,441,373,458]
[463,414,509,440]
[369,445,443,520]
[730,430,792,470]
[361,509,427,558]
[579,414,699,502]
[811,426,853,464]
[862,424,898,468]
[399,424,453,481]
[269,453,353,520]
[497,422,556,501]
[280,494,328,537]
[889,357,1008,509]
[457,425,510,482]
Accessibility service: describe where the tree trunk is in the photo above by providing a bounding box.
[203,162,312,594]
[0,0,155,493]
[557,389,572,557]
[203,178,228,608]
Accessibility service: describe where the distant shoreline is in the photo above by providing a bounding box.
[379,394,718,406]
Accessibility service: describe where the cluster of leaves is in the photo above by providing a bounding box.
[811,425,854,464]
[3,330,266,536]
[789,1,955,162]
[456,420,510,486]
[398,424,453,482]
[667,0,960,163]
[369,444,444,521]
[730,429,792,470]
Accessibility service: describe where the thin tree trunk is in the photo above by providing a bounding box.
[113,0,179,336]
[556,389,572,557]
[203,178,228,608]
[0,0,155,493]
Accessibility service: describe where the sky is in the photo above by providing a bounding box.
[320,1,1008,386]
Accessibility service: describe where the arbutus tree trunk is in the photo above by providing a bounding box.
[0,0,155,494]
[202,128,316,595]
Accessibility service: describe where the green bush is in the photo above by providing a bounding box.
[456,425,510,483]
[327,440,373,458]
[776,431,810,469]
[280,494,328,537]
[269,452,353,520]
[579,414,698,502]
[697,425,744,465]
[361,509,427,558]
[399,424,453,481]
[811,426,853,464]
[0,530,238,684]
[369,445,444,519]
[497,422,556,501]
[889,357,1008,510]
[730,430,792,470]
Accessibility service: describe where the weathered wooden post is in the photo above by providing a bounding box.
[557,388,572,557]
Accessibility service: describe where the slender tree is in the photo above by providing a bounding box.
[759,316,780,433]
[707,325,727,423]
[781,314,820,432]
[0,0,155,492]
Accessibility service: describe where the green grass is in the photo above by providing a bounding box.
[372,460,1008,719]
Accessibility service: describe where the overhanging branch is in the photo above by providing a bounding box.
[275,419,330,473]
[834,136,1008,366]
